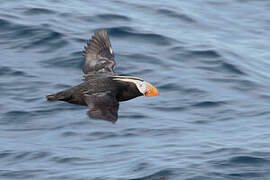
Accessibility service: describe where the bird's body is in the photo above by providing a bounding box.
[46,30,158,122]
[47,75,142,105]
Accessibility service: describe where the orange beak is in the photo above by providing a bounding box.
[144,82,159,97]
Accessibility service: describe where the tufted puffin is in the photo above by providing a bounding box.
[46,30,159,122]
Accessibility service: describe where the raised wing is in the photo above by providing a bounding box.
[82,30,115,75]
[83,91,119,122]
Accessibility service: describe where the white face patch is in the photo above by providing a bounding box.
[113,77,147,95]
[136,81,147,94]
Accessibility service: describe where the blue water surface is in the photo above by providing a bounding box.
[1,0,270,179]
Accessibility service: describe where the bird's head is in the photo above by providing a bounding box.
[113,76,159,97]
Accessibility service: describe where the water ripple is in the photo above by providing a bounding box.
[191,101,227,108]
[107,26,173,45]
[0,66,26,76]
[23,8,56,15]
[0,170,47,179]
[96,14,131,21]
[157,8,195,23]
[41,51,83,69]
[130,169,173,180]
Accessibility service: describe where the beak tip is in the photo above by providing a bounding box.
[145,85,159,97]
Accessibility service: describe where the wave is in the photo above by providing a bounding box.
[23,8,55,16]
[191,101,227,108]
[40,51,83,69]
[0,66,27,77]
[105,26,173,46]
[0,18,68,52]
[96,14,131,21]
[157,8,195,23]
[128,169,173,180]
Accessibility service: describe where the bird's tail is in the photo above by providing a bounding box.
[46,91,70,102]
[46,94,58,101]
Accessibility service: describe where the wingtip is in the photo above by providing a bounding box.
[94,29,107,36]
[83,29,113,58]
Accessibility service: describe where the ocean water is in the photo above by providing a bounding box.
[1,0,270,179]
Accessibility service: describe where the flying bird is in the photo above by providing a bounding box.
[46,30,159,122]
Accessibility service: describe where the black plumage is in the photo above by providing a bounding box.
[46,30,157,122]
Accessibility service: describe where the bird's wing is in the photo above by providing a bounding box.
[83,91,119,122]
[82,30,115,75]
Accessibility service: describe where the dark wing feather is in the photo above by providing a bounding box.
[83,91,119,122]
[82,30,115,75]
